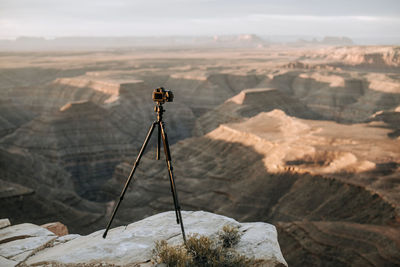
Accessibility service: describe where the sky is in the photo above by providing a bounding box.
[1,0,399,41]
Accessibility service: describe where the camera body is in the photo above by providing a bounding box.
[152,87,174,104]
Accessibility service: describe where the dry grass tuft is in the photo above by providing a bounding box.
[218,225,241,248]
[153,225,252,266]
[153,240,193,267]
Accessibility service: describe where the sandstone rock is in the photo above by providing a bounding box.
[0,236,56,259]
[0,219,10,229]
[53,234,81,246]
[269,70,400,123]
[26,211,287,266]
[194,88,319,136]
[0,223,56,264]
[304,46,400,68]
[0,77,113,114]
[0,223,55,243]
[41,222,69,237]
[0,255,17,267]
[0,180,34,199]
[370,110,400,138]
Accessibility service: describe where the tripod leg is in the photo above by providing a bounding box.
[159,122,187,244]
[156,123,161,160]
[103,122,156,238]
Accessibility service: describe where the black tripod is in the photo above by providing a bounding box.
[103,102,186,244]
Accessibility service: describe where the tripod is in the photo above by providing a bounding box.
[103,103,186,244]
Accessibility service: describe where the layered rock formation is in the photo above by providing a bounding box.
[0,101,139,201]
[0,211,287,267]
[303,46,400,69]
[194,88,319,135]
[110,110,399,266]
[0,148,106,234]
[277,221,400,266]
[269,70,400,122]
[1,46,400,266]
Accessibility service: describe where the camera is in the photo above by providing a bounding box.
[152,87,174,104]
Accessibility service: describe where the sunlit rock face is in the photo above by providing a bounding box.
[0,46,399,266]
[193,87,320,136]
[269,70,400,123]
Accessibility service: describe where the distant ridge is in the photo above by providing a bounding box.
[0,34,268,51]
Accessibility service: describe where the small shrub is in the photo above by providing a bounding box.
[153,225,252,267]
[152,240,192,267]
[218,225,241,248]
[215,248,249,267]
[186,234,219,265]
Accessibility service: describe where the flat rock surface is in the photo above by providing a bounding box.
[26,211,287,266]
[0,255,17,267]
[0,223,55,243]
[0,223,56,264]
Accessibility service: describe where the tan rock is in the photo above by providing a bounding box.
[41,222,69,237]
[26,211,287,267]
[0,223,56,265]
[0,219,10,229]
[0,255,17,267]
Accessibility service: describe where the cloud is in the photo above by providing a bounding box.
[0,0,399,38]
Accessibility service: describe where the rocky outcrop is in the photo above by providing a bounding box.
[269,70,400,122]
[4,78,114,114]
[40,222,69,237]
[194,88,319,135]
[0,212,287,267]
[0,222,57,266]
[160,73,265,116]
[303,46,400,69]
[369,108,400,138]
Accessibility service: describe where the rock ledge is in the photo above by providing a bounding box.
[0,211,287,266]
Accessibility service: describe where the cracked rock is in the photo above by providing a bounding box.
[25,211,287,266]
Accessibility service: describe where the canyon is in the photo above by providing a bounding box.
[0,45,399,266]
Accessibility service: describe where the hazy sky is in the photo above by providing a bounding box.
[1,0,399,40]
